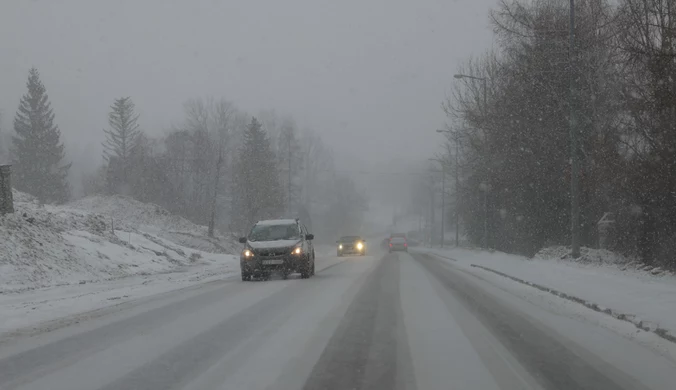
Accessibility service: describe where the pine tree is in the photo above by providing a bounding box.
[231,117,283,231]
[12,68,71,203]
[102,97,141,185]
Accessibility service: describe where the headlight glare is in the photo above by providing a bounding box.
[356,242,364,250]
[243,249,253,258]
[293,247,302,255]
[339,244,343,249]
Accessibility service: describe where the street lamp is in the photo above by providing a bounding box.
[436,129,460,247]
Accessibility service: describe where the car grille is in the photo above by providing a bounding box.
[257,248,289,257]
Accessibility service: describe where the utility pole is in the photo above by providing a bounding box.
[441,163,445,248]
[436,129,461,247]
[455,141,459,247]
[288,134,292,214]
[454,74,489,249]
[569,0,581,258]
[208,148,223,238]
[429,158,446,247]
[429,175,435,246]
[484,187,488,249]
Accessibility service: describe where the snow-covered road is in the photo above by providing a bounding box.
[1,250,675,389]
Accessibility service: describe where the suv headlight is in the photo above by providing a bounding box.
[356,242,364,250]
[292,247,302,255]
[243,249,254,258]
[338,244,343,249]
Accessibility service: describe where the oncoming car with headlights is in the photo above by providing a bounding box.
[239,219,315,281]
[336,236,366,257]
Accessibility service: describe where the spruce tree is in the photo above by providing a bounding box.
[102,97,141,182]
[232,117,283,230]
[12,68,71,203]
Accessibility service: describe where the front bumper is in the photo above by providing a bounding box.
[240,255,301,273]
[338,246,365,255]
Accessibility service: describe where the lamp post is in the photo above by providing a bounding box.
[436,129,460,247]
[454,74,487,116]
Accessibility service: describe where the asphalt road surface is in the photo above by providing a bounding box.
[1,249,675,390]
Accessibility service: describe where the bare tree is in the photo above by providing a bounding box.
[443,0,621,254]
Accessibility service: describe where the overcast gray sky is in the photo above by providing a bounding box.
[0,0,494,194]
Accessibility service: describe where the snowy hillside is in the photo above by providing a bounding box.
[65,195,239,254]
[0,191,238,293]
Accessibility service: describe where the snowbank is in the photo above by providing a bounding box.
[415,246,676,345]
[0,190,238,293]
[535,245,636,265]
[67,195,200,234]
[65,195,240,254]
[535,245,672,276]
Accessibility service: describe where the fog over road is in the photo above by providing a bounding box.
[1,248,675,390]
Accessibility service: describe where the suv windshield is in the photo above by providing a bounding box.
[339,236,361,242]
[249,223,299,242]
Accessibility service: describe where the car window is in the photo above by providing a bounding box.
[391,237,406,243]
[340,236,361,242]
[249,223,300,241]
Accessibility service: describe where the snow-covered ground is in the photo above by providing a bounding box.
[0,191,239,337]
[414,246,676,346]
[0,257,237,339]
[65,194,240,254]
[1,191,238,292]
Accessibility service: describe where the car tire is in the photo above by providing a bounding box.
[241,272,251,281]
[311,255,315,275]
[300,255,311,279]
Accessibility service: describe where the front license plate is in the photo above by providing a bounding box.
[263,259,284,265]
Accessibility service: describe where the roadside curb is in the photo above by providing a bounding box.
[431,253,458,262]
[470,264,676,345]
[414,250,458,262]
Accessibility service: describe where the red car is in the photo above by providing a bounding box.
[389,237,408,252]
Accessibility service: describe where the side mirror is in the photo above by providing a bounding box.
[238,237,247,244]
[306,234,314,241]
